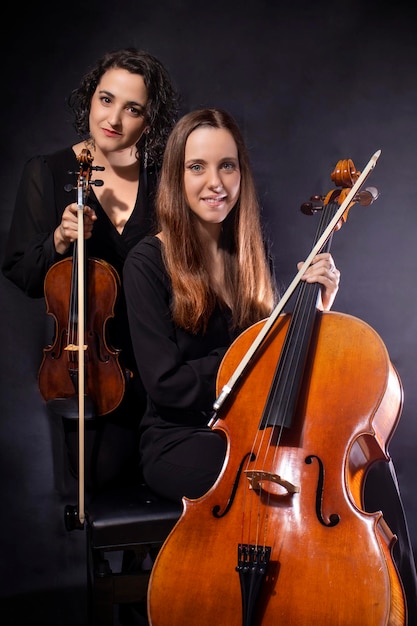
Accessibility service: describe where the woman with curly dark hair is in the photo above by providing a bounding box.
[68,47,178,167]
[2,47,180,491]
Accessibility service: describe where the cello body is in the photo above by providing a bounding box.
[148,311,407,625]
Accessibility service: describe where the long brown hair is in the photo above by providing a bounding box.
[156,108,277,334]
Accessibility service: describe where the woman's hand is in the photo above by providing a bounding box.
[54,203,97,254]
[298,252,340,311]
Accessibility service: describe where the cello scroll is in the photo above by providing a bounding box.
[301,158,379,219]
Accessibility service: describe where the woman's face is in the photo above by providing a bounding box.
[89,68,148,154]
[183,126,241,227]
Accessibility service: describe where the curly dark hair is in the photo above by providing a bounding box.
[67,48,180,166]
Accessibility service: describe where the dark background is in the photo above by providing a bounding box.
[1,1,417,623]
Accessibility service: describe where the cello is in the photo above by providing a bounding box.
[147,151,407,625]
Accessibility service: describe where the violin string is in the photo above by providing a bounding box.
[68,243,78,371]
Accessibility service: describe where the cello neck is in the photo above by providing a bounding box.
[261,200,337,431]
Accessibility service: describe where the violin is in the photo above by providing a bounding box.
[147,151,408,625]
[38,149,127,526]
[38,149,127,418]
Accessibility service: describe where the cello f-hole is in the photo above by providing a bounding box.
[213,452,255,518]
[305,454,340,527]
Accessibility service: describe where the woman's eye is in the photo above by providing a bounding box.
[128,107,145,117]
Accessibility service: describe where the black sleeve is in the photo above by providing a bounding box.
[2,156,68,297]
[123,239,228,415]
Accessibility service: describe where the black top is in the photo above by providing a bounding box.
[123,236,240,465]
[2,146,158,374]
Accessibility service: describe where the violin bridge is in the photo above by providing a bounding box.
[244,470,300,494]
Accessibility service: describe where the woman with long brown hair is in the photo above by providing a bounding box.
[124,107,417,623]
[123,107,339,501]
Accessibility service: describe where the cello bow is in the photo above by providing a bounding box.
[212,149,381,416]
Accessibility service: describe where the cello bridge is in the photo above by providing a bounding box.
[245,470,300,494]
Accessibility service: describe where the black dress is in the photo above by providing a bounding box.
[123,236,236,501]
[2,146,158,491]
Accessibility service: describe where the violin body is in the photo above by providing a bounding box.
[148,311,406,625]
[38,256,126,416]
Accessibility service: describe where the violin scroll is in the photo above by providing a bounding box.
[64,148,105,194]
[76,147,105,189]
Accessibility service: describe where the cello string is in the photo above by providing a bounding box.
[243,198,339,553]
[220,153,381,568]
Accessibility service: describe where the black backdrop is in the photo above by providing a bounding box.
[1,1,417,623]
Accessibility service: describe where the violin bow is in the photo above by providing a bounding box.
[75,152,93,524]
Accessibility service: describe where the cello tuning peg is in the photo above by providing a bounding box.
[354,186,379,206]
[92,179,104,187]
[64,184,75,193]
[93,165,105,172]
[300,195,325,215]
[300,202,316,215]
